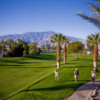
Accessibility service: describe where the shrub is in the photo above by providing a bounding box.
[4,44,24,57]
[29,48,41,55]
[11,44,24,57]
[4,50,13,57]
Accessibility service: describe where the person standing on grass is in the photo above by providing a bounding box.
[74,68,79,82]
[54,70,59,81]
[91,71,96,84]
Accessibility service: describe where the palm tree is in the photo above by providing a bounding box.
[62,36,70,64]
[18,38,23,44]
[41,45,45,50]
[6,39,13,51]
[46,44,50,50]
[50,33,64,68]
[32,42,38,49]
[77,0,100,28]
[29,42,38,50]
[87,33,100,72]
[29,42,38,55]
[0,40,5,57]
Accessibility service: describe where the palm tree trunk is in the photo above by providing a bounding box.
[57,43,60,68]
[64,44,66,64]
[9,43,11,51]
[76,53,78,59]
[2,46,4,57]
[93,44,98,72]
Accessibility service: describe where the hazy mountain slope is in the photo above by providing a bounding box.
[0,31,85,46]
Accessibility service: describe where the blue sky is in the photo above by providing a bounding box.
[0,0,99,39]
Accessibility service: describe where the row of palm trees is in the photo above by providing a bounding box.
[50,33,100,72]
[50,33,70,68]
[0,33,99,72]
[0,39,13,57]
[77,0,100,72]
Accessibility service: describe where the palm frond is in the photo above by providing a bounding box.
[98,0,100,3]
[6,38,14,44]
[87,33,100,45]
[77,13,100,28]
[96,14,100,18]
[87,3,100,14]
[62,37,70,45]
[50,33,64,44]
[77,0,100,29]
[0,40,6,46]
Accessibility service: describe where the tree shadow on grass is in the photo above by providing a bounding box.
[0,92,5,100]
[0,65,56,69]
[0,65,23,67]
[26,54,56,61]
[23,83,84,92]
[0,62,42,67]
[24,79,98,92]
[0,54,56,65]
[0,59,40,64]
[17,62,41,64]
[0,62,41,66]
[60,80,90,83]
[3,83,83,100]
[0,60,19,64]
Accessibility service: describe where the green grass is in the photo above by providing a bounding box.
[0,53,100,100]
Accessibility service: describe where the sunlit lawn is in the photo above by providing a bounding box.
[0,53,100,100]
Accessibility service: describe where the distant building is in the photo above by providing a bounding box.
[86,50,100,55]
[86,51,92,55]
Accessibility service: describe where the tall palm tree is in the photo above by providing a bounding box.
[0,40,5,57]
[6,39,13,51]
[77,0,100,28]
[87,33,100,72]
[50,33,64,68]
[62,37,70,64]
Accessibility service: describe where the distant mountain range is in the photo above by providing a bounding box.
[0,31,86,47]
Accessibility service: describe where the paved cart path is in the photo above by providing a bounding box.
[64,79,100,100]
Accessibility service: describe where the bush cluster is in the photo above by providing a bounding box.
[5,44,24,57]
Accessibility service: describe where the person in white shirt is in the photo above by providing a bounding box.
[74,68,79,82]
[91,71,96,84]
[54,70,59,81]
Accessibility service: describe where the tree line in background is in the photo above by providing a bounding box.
[0,37,85,58]
[0,38,41,57]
